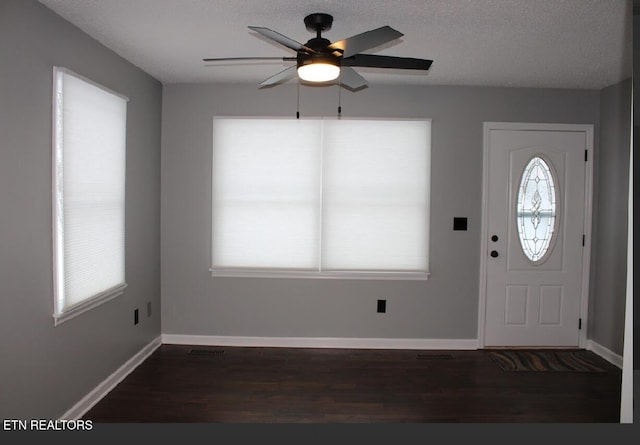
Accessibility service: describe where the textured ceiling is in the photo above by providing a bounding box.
[38,0,632,89]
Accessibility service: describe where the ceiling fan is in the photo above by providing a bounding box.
[203,13,433,90]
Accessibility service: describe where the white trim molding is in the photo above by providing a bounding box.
[59,336,162,420]
[53,284,127,326]
[586,340,623,369]
[161,334,479,350]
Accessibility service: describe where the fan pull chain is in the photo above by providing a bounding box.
[337,81,342,119]
[296,81,300,119]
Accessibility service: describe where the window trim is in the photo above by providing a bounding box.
[209,268,430,281]
[53,284,127,327]
[51,66,129,325]
[210,116,432,281]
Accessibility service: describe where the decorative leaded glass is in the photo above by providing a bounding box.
[516,156,557,262]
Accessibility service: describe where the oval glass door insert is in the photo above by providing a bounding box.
[516,156,557,262]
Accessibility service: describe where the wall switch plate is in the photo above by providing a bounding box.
[377,299,386,313]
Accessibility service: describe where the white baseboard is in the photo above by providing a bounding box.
[60,335,162,420]
[161,334,479,350]
[586,339,623,369]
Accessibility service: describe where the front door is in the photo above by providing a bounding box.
[481,123,592,347]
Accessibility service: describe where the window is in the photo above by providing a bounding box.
[211,117,430,279]
[52,67,128,325]
[516,155,558,263]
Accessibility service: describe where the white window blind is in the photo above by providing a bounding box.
[211,117,430,279]
[53,67,128,324]
[321,120,429,272]
[212,119,321,270]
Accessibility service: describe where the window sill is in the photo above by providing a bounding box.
[209,269,430,281]
[53,283,127,326]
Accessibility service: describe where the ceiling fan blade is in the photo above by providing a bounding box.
[339,67,368,90]
[342,54,433,71]
[259,65,298,87]
[203,56,296,62]
[328,26,403,59]
[248,26,315,53]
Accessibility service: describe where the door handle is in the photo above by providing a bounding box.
[490,250,499,258]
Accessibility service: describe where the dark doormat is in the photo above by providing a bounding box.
[488,349,607,372]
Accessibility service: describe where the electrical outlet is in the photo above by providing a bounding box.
[134,308,139,325]
[377,299,386,313]
[147,301,152,317]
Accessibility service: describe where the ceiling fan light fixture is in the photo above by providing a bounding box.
[297,62,340,82]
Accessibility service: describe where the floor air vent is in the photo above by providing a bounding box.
[416,353,455,360]
[188,349,225,356]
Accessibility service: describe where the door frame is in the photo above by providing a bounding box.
[477,122,594,348]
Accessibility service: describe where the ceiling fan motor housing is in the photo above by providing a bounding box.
[297,52,340,70]
[298,34,340,70]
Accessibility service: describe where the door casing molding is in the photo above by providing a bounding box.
[477,122,594,348]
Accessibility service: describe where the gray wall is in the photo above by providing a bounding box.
[588,78,631,355]
[161,82,600,340]
[0,0,162,418]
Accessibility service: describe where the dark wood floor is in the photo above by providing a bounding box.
[83,345,622,423]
